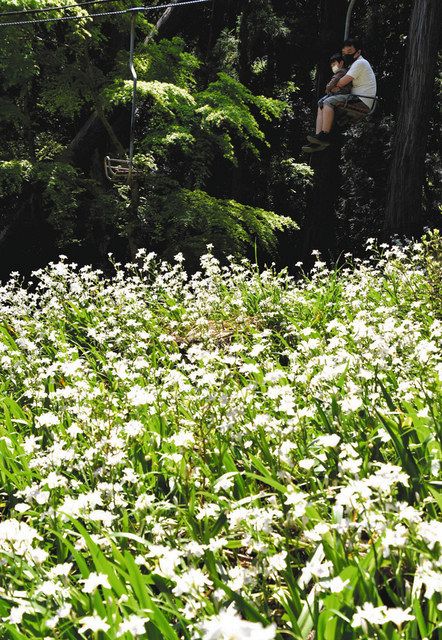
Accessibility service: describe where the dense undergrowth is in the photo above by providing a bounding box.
[0,232,441,640]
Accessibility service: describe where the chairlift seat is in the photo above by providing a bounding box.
[104,156,141,182]
[335,93,379,125]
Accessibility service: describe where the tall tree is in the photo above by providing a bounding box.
[300,0,347,262]
[384,0,440,237]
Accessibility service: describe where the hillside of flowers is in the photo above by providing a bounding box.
[0,233,441,640]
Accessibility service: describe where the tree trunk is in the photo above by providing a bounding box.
[315,0,347,103]
[238,0,253,86]
[300,0,347,263]
[384,0,440,237]
[301,139,343,264]
[144,0,179,45]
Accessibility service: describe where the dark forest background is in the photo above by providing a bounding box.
[0,0,440,278]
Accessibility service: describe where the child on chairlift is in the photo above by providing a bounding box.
[320,53,353,104]
[302,54,353,153]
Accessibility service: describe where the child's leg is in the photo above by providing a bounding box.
[316,104,324,134]
[321,104,335,133]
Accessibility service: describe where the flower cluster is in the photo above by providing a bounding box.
[0,238,440,639]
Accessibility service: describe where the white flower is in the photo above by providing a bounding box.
[381,525,408,557]
[250,343,266,358]
[299,458,316,470]
[417,520,442,550]
[87,510,116,527]
[124,419,144,437]
[266,551,287,574]
[227,566,252,590]
[157,548,183,579]
[172,568,212,596]
[213,473,237,493]
[117,614,150,637]
[60,360,83,376]
[299,547,332,589]
[114,361,129,380]
[415,560,442,599]
[134,493,156,511]
[81,572,111,593]
[415,339,437,363]
[14,503,31,514]
[35,412,59,427]
[195,503,220,520]
[351,602,387,628]
[376,428,391,442]
[341,395,363,413]
[78,614,110,634]
[207,537,228,553]
[48,562,73,578]
[369,463,409,492]
[198,605,276,640]
[169,429,194,448]
[285,487,308,517]
[28,547,49,564]
[315,434,340,448]
[0,519,40,556]
[397,503,422,524]
[127,385,156,406]
[304,523,330,542]
[37,580,61,597]
[382,607,414,627]
[320,576,350,593]
[7,603,33,624]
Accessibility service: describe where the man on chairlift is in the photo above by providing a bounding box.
[303,38,377,153]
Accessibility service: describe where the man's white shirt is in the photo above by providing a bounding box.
[348,56,377,108]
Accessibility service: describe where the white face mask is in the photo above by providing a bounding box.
[331,64,340,73]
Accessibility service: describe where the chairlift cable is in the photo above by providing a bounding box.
[0,0,211,27]
[0,0,126,18]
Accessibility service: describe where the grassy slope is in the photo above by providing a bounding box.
[0,234,441,640]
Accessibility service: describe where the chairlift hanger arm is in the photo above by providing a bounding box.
[344,0,358,40]
[128,10,138,177]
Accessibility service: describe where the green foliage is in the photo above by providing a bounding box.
[196,73,285,162]
[0,97,24,127]
[0,0,293,260]
[421,228,442,316]
[104,43,290,257]
[33,163,84,246]
[0,160,32,198]
[39,52,99,119]
[107,64,285,168]
[278,159,313,193]
[138,186,297,258]
[109,79,196,114]
[0,0,440,268]
[136,36,200,88]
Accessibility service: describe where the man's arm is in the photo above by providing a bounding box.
[330,73,354,93]
[325,69,347,93]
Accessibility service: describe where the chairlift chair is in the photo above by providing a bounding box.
[335,93,379,127]
[104,157,137,180]
[336,0,379,125]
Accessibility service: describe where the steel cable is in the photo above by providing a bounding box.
[0,0,211,27]
[0,0,126,18]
